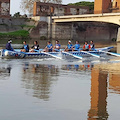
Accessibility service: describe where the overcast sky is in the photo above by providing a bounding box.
[10,0,94,15]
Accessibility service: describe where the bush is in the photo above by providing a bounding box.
[40,36,47,40]
[111,38,116,42]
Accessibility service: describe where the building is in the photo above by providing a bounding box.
[33,2,89,16]
[0,0,10,17]
[94,0,120,14]
[94,0,111,14]
[112,0,120,13]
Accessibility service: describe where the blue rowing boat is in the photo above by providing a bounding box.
[0,46,114,59]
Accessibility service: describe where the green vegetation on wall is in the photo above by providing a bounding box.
[0,30,29,39]
[68,1,94,11]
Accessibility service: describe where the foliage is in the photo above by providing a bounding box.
[68,1,94,11]
[13,12,28,18]
[40,36,47,40]
[20,0,62,14]
[13,12,21,18]
[111,38,116,42]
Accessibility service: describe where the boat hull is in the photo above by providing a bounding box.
[1,49,107,59]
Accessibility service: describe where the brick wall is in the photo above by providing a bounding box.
[0,0,10,17]
[33,2,89,16]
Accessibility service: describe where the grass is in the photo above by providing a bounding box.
[0,30,29,37]
[20,25,35,29]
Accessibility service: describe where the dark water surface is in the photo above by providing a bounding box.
[0,58,120,120]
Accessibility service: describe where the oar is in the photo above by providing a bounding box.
[101,51,120,57]
[81,51,100,58]
[62,51,83,59]
[0,49,2,57]
[96,46,114,51]
[30,49,43,52]
[41,51,62,60]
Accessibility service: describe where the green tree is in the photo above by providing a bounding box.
[13,12,21,18]
[68,1,94,12]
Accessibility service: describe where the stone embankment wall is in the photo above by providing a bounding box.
[30,21,48,40]
[53,22,119,44]
[0,18,37,32]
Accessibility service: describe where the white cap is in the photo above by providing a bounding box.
[68,40,71,43]
[8,40,12,43]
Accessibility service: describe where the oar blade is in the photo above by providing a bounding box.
[106,51,120,57]
[81,51,100,58]
[72,54,83,59]
[89,52,100,58]
[41,52,62,60]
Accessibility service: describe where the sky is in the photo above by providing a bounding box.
[10,0,93,15]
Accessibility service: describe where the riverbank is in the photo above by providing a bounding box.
[0,30,29,40]
[0,18,118,45]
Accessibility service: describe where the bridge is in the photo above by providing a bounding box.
[52,13,120,42]
[52,13,120,25]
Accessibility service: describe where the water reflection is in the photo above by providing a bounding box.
[88,62,120,119]
[62,64,94,71]
[0,64,11,80]
[88,66,108,120]
[99,63,120,94]
[109,73,120,94]
[21,63,59,101]
[93,63,120,94]
[0,60,119,119]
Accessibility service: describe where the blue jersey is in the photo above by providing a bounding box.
[55,44,61,49]
[23,44,29,52]
[73,44,80,50]
[67,44,73,50]
[47,44,53,50]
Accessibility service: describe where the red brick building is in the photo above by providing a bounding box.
[33,2,89,16]
[0,0,10,17]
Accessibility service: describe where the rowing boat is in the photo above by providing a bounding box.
[0,46,114,59]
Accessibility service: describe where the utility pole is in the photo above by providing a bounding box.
[71,22,74,40]
[102,0,103,15]
[50,13,52,41]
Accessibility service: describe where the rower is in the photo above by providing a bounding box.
[6,40,14,51]
[64,40,73,52]
[72,41,80,51]
[21,41,29,52]
[30,41,39,52]
[53,40,61,52]
[89,40,95,51]
[44,41,53,52]
[83,41,91,51]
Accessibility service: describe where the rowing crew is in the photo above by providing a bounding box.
[5,40,95,52]
[64,40,95,52]
[31,40,95,52]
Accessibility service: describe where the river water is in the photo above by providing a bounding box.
[0,54,120,120]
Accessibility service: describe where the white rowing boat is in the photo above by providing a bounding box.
[0,46,114,59]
